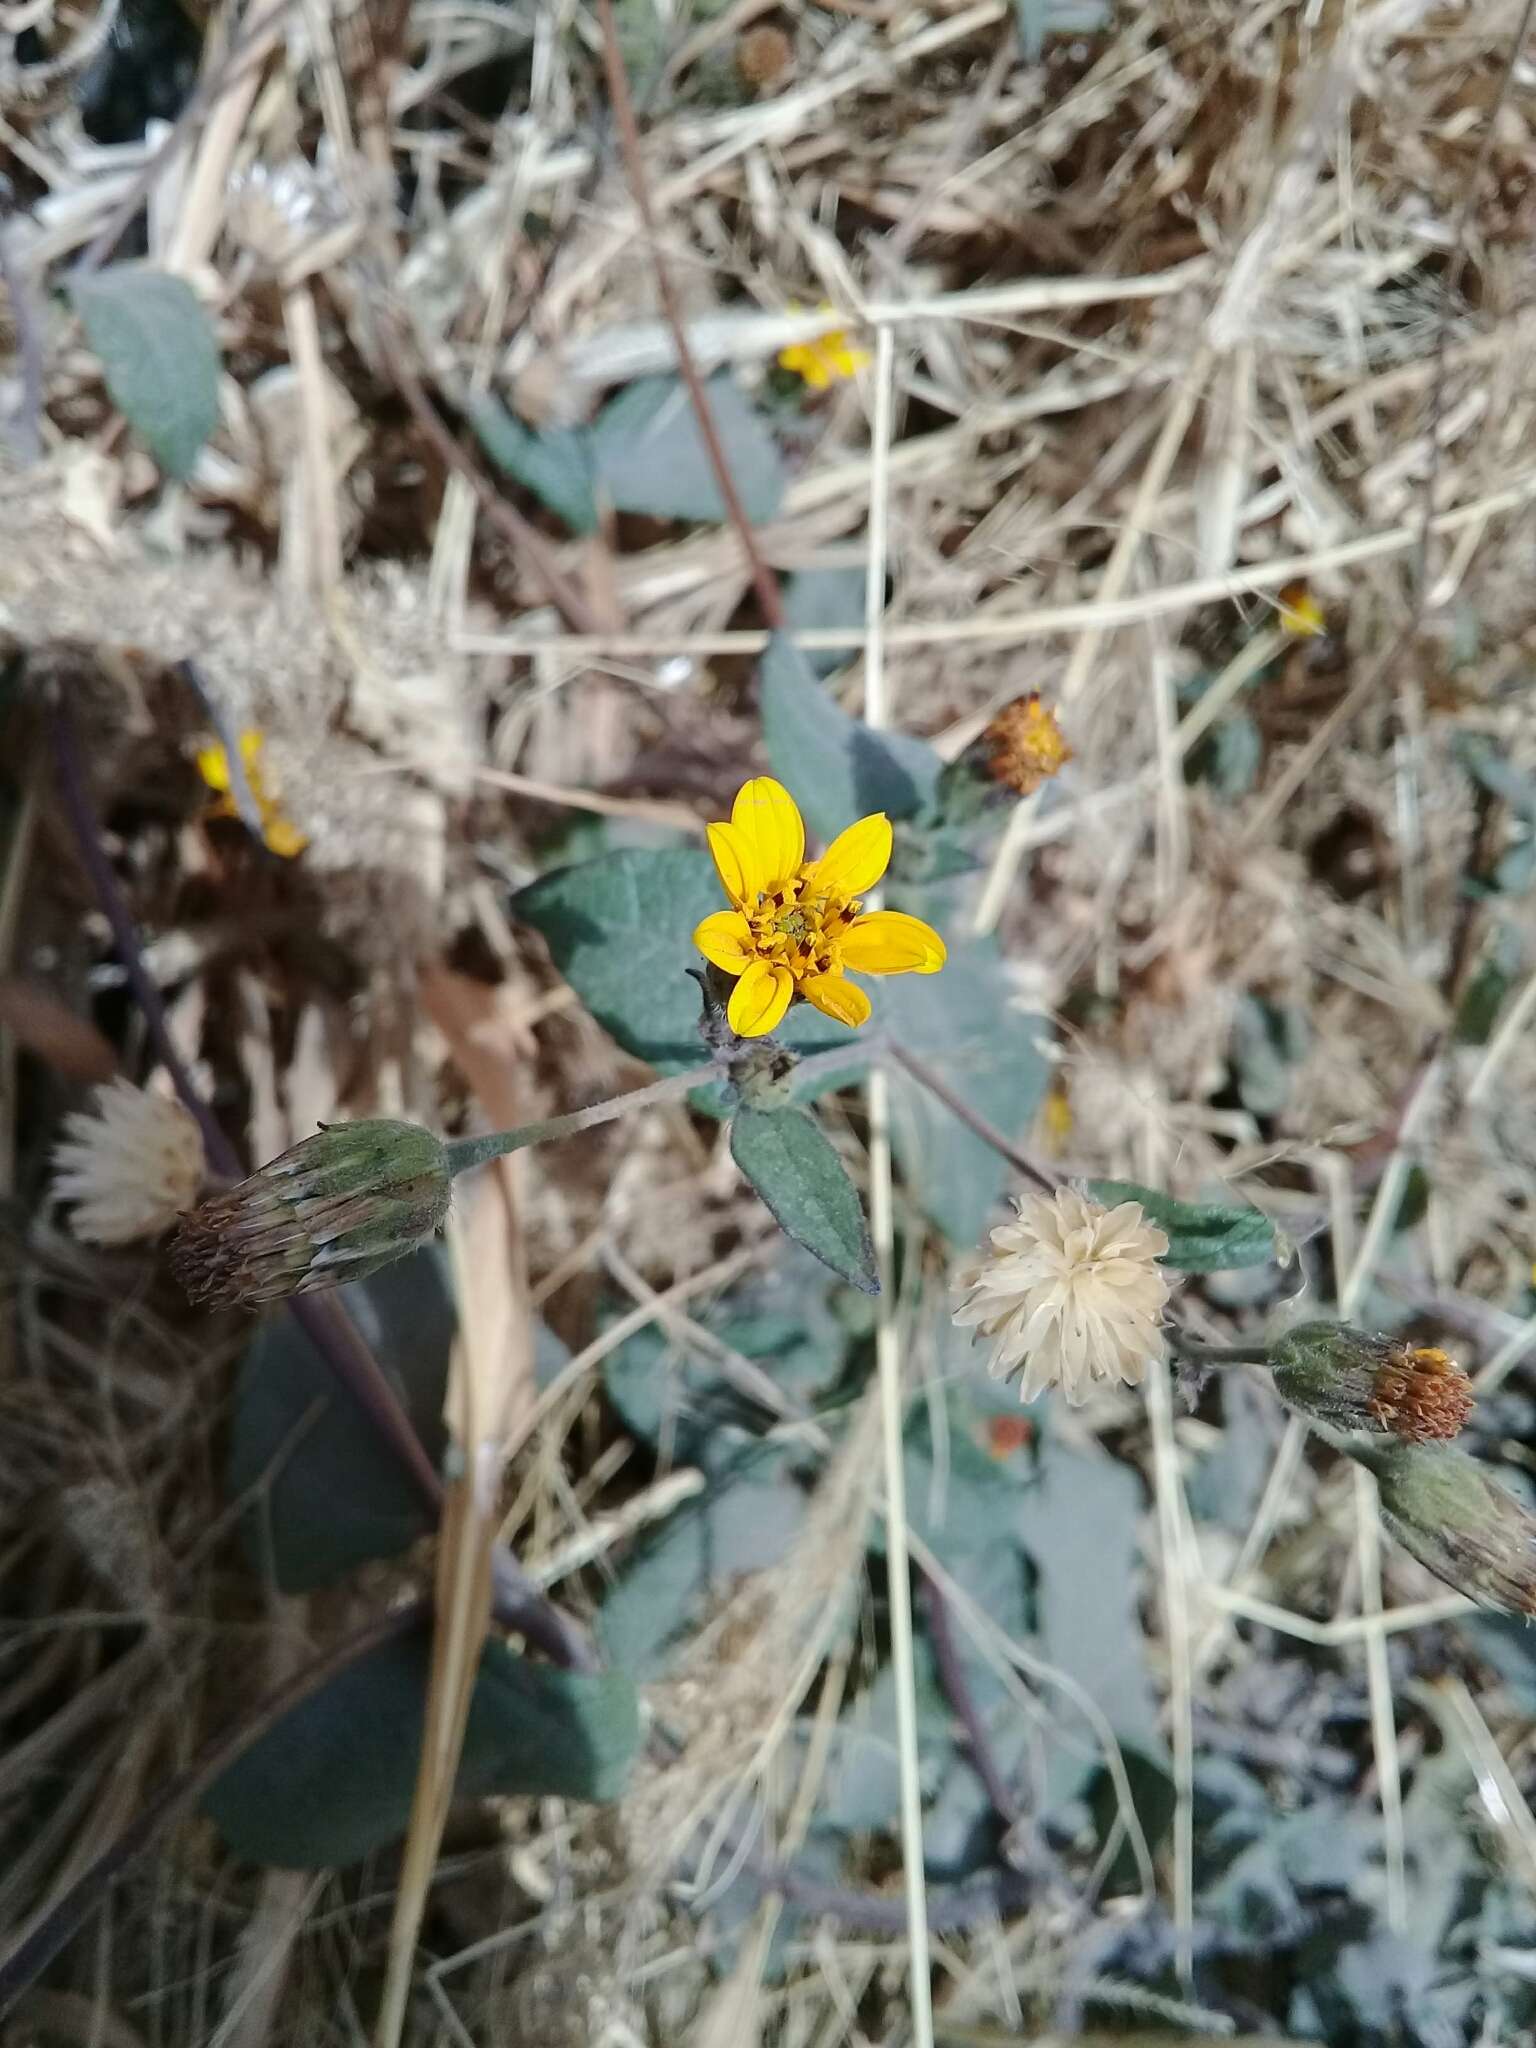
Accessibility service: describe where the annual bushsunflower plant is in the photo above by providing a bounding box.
[693,777,946,1036]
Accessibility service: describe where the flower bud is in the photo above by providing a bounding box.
[171,1120,451,1309]
[1352,1439,1536,1619]
[1271,1321,1473,1443]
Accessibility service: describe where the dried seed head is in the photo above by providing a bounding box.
[1353,1439,1536,1619]
[1271,1321,1473,1444]
[171,1119,451,1309]
[737,24,793,89]
[52,1078,205,1244]
[981,694,1072,797]
[953,1186,1170,1404]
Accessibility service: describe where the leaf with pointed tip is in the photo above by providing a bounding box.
[203,1629,640,1867]
[730,1105,878,1292]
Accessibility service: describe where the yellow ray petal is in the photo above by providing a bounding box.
[706,821,758,908]
[195,743,233,794]
[727,959,794,1037]
[694,910,756,973]
[840,909,947,975]
[261,811,309,859]
[801,972,872,1029]
[730,777,805,893]
[808,812,892,899]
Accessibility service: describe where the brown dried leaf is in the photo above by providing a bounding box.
[0,979,118,1084]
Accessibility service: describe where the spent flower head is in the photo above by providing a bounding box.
[196,730,308,859]
[1352,1438,1536,1618]
[52,1078,205,1244]
[171,1119,451,1308]
[695,776,945,1038]
[981,694,1072,797]
[953,1186,1171,1404]
[1271,1321,1473,1443]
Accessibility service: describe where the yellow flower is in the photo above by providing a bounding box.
[695,777,945,1038]
[196,729,308,858]
[777,307,870,390]
[1277,581,1326,638]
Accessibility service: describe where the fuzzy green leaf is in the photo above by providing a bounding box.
[730,1105,878,1292]
[592,372,783,523]
[468,394,598,533]
[227,1248,453,1594]
[71,265,219,479]
[513,846,855,1081]
[203,1629,640,1868]
[782,565,870,678]
[1089,1180,1276,1271]
[884,939,1051,1245]
[760,635,942,843]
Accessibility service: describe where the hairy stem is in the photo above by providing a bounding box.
[444,1062,718,1175]
[886,1039,1058,1194]
[1167,1341,1272,1367]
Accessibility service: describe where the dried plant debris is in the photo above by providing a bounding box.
[6,3,1536,2044]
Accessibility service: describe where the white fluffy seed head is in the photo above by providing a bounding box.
[952,1186,1171,1405]
[51,1078,206,1246]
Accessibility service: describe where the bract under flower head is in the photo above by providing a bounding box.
[694,777,945,1038]
[171,1119,451,1308]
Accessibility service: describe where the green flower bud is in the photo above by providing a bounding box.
[1352,1439,1536,1619]
[1271,1321,1472,1443]
[171,1120,451,1309]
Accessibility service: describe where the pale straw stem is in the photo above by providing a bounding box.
[863,323,934,2048]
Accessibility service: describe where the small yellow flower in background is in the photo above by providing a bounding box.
[695,776,945,1038]
[1277,581,1326,638]
[52,1078,206,1244]
[953,1187,1171,1404]
[777,306,870,390]
[196,729,308,859]
[982,693,1072,796]
[1040,1076,1073,1155]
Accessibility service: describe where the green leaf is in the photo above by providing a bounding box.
[760,635,942,843]
[1456,924,1521,1045]
[1014,0,1113,59]
[883,937,1052,1245]
[598,1449,806,1679]
[730,1105,878,1293]
[1453,731,1536,820]
[227,1247,453,1593]
[1188,711,1263,796]
[70,265,219,479]
[604,1262,853,1456]
[203,1628,640,1868]
[1014,1439,1165,1768]
[513,846,855,1081]
[782,564,870,678]
[467,394,597,533]
[591,373,783,524]
[1230,994,1305,1118]
[1089,1180,1276,1271]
